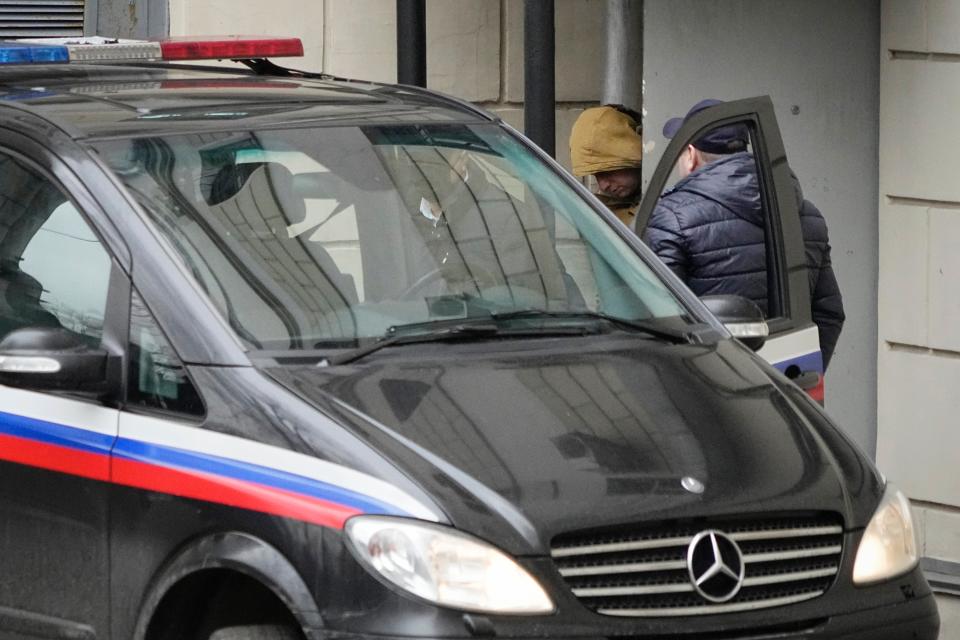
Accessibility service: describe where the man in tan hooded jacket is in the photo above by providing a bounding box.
[569,105,643,226]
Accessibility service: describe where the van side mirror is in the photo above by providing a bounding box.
[700,295,769,351]
[0,326,116,395]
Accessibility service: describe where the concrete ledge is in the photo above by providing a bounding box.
[923,557,960,597]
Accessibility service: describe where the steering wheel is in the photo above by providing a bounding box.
[398,266,452,301]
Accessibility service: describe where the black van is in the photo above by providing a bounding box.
[0,38,938,639]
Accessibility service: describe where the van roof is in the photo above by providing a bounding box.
[0,63,493,139]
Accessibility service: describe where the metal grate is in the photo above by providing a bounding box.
[551,514,843,617]
[0,1,85,37]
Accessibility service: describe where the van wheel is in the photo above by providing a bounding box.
[208,624,302,640]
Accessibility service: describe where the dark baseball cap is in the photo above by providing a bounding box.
[662,98,749,155]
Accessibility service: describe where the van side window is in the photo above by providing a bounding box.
[0,153,111,345]
[128,290,204,417]
[644,122,780,318]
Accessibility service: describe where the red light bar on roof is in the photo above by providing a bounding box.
[159,36,304,61]
[6,36,303,64]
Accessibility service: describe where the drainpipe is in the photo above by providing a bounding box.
[524,0,555,158]
[397,0,426,86]
[602,0,643,112]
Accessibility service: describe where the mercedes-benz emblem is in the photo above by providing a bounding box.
[686,530,745,603]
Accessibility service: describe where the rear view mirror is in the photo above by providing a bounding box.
[700,295,769,351]
[0,326,116,395]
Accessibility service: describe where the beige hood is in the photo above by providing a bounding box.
[569,106,643,177]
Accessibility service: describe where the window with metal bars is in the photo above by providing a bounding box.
[0,1,85,37]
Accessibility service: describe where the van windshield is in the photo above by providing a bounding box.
[93,124,688,351]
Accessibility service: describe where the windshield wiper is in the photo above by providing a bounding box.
[318,311,704,368]
[488,309,701,344]
[318,322,491,367]
[318,317,594,367]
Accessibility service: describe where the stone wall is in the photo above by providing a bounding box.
[880,0,960,632]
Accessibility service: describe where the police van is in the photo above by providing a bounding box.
[0,37,937,639]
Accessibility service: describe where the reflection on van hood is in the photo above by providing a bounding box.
[265,335,867,555]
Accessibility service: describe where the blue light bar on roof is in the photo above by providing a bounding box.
[0,41,68,64]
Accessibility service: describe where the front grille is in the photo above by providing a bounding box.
[551,514,843,617]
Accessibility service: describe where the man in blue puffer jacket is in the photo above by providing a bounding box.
[643,99,845,369]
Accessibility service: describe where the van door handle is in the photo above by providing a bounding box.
[788,370,820,391]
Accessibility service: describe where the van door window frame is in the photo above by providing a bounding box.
[0,137,130,405]
[635,96,812,337]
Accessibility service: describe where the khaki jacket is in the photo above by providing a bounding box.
[569,106,643,226]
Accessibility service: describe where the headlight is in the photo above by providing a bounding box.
[852,484,918,584]
[345,516,555,614]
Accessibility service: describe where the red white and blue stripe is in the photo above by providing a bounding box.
[0,386,440,529]
[757,324,825,402]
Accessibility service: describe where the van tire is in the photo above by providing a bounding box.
[208,624,302,640]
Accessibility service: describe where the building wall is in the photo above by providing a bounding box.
[93,0,168,38]
[642,0,881,457]
[879,0,960,630]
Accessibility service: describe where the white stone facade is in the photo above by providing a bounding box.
[880,0,960,631]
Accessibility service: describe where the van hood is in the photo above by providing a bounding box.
[264,335,876,555]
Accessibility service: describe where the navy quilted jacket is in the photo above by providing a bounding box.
[642,153,845,369]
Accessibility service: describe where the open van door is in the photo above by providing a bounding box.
[634,96,824,402]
